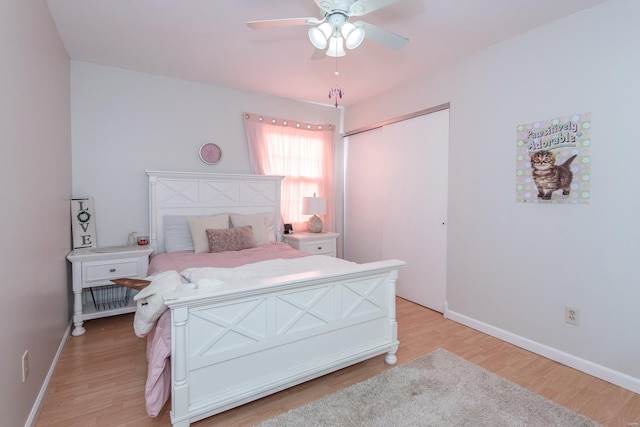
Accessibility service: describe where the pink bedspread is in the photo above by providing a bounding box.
[148,242,307,275]
[144,242,310,417]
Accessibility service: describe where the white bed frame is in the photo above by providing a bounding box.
[147,171,404,427]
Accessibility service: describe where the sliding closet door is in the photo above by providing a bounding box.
[381,109,449,311]
[343,127,384,263]
[344,109,449,312]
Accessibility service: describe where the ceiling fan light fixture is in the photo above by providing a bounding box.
[308,22,332,49]
[342,23,365,49]
[326,36,346,57]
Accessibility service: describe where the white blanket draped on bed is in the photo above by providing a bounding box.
[181,255,357,288]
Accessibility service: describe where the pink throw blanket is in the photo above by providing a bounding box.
[145,307,171,417]
[147,242,309,275]
[144,242,310,417]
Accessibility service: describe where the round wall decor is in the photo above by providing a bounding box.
[198,143,222,165]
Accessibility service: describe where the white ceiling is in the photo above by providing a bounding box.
[46,0,610,107]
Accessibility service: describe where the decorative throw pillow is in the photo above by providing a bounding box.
[206,226,256,253]
[187,214,230,253]
[229,213,271,245]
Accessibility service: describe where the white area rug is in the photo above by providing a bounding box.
[258,348,600,427]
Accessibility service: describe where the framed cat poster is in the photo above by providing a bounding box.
[516,112,591,204]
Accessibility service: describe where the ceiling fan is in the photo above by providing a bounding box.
[246,0,409,57]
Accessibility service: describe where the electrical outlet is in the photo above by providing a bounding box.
[22,350,29,382]
[565,306,580,326]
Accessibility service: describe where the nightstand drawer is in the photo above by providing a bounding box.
[282,232,339,257]
[84,259,139,283]
[301,239,334,255]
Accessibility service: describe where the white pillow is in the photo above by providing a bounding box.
[163,215,195,252]
[187,214,230,253]
[229,213,272,245]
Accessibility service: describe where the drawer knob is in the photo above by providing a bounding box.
[317,246,322,250]
[109,268,116,273]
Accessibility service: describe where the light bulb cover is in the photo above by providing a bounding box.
[341,22,355,35]
[326,36,346,57]
[308,22,332,49]
[343,23,365,49]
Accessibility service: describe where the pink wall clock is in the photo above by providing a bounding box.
[198,142,222,165]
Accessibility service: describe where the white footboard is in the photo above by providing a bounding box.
[166,259,404,427]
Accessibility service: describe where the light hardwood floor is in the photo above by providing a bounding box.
[35,298,639,426]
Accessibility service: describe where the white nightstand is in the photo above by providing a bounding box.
[282,231,339,257]
[67,245,153,336]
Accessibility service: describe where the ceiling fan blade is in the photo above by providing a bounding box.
[246,17,320,29]
[349,0,400,16]
[310,48,327,60]
[356,21,408,50]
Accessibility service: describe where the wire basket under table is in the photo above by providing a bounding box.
[88,284,131,311]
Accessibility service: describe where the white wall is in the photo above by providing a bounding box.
[71,62,342,247]
[0,1,71,425]
[345,0,640,391]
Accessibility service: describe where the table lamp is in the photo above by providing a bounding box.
[302,194,326,233]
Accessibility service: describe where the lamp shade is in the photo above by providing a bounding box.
[302,196,326,216]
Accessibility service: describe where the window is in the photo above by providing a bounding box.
[244,113,335,232]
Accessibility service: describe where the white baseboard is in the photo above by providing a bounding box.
[443,302,640,394]
[24,321,72,427]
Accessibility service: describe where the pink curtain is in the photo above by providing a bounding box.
[244,113,335,233]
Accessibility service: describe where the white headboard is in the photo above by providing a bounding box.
[147,171,284,253]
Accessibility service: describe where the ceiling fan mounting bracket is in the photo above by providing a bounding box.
[325,11,348,30]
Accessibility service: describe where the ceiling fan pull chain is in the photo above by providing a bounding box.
[328,54,344,108]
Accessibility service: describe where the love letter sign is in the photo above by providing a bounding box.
[71,197,97,249]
